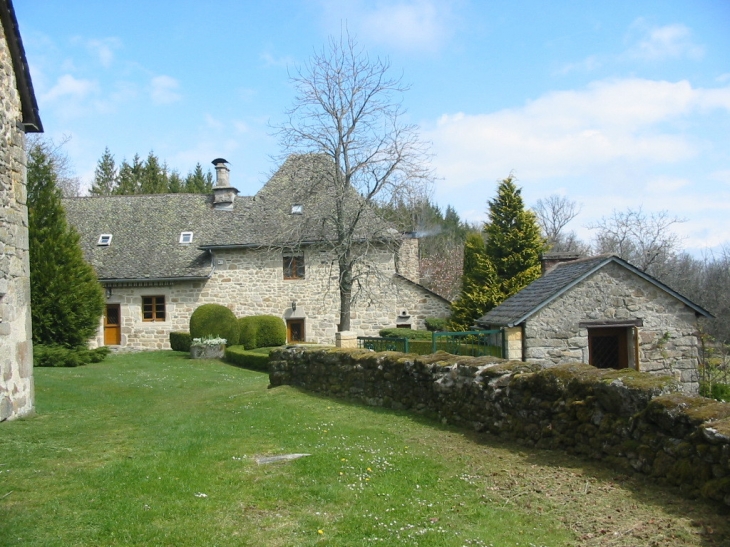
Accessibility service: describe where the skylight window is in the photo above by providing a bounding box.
[291,204,303,215]
[98,234,112,246]
[179,231,194,244]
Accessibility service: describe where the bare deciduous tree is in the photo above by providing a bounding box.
[533,195,581,248]
[588,207,685,278]
[274,32,433,331]
[27,134,81,197]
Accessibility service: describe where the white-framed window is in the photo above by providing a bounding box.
[98,234,112,246]
[179,231,194,244]
[291,204,303,215]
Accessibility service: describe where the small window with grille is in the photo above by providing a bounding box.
[283,255,305,280]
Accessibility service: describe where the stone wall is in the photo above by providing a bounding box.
[95,244,450,350]
[524,262,701,392]
[0,20,33,420]
[270,347,730,507]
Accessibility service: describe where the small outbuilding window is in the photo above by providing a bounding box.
[180,231,194,244]
[98,234,112,246]
[283,255,305,280]
[291,204,303,215]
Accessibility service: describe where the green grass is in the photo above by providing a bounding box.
[1,352,728,546]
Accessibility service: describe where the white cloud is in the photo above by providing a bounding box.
[710,170,730,185]
[627,22,704,61]
[317,0,455,53]
[86,38,121,67]
[425,78,730,189]
[644,176,690,193]
[42,74,97,103]
[150,75,181,104]
[260,52,296,68]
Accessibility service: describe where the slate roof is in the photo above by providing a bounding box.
[475,255,712,328]
[63,155,397,282]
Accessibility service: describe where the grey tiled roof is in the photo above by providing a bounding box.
[475,255,712,327]
[63,154,395,282]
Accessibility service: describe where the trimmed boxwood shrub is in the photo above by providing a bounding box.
[189,304,239,346]
[255,316,286,347]
[425,317,448,332]
[224,345,272,371]
[238,315,286,349]
[169,331,192,352]
[379,328,432,340]
[238,317,257,350]
[34,345,110,367]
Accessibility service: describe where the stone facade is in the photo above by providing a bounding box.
[523,262,702,391]
[93,244,451,350]
[0,17,33,421]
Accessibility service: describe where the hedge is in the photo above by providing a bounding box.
[189,304,239,346]
[169,331,192,352]
[378,328,432,340]
[238,315,286,349]
[34,345,110,367]
[224,345,273,371]
[424,317,448,332]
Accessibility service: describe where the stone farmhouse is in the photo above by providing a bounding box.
[0,0,43,421]
[64,155,451,350]
[476,253,712,392]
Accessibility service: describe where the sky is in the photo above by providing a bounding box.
[14,0,730,256]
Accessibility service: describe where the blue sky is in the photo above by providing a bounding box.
[15,0,730,255]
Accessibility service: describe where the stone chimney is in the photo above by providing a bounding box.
[211,158,238,210]
[540,252,581,275]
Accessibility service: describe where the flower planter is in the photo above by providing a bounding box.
[190,344,226,359]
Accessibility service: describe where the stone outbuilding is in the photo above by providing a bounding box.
[476,254,712,392]
[64,155,450,350]
[0,0,43,421]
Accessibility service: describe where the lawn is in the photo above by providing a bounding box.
[1,352,728,546]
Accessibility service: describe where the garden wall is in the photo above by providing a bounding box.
[269,347,730,507]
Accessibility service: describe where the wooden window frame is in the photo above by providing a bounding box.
[283,255,305,280]
[142,295,166,322]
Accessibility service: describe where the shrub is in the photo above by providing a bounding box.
[33,345,110,367]
[425,317,448,332]
[169,331,192,352]
[189,304,239,346]
[238,315,286,349]
[378,328,432,340]
[224,345,273,371]
[238,317,258,350]
[255,316,286,348]
[701,383,730,402]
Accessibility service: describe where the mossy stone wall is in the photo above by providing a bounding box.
[270,347,730,507]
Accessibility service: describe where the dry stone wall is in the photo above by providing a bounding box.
[270,347,730,508]
[95,244,450,350]
[524,262,701,391]
[0,21,33,421]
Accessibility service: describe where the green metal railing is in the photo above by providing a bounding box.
[357,336,410,353]
[431,330,503,357]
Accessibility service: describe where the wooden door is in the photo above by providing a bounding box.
[104,304,121,345]
[588,327,628,369]
[287,319,305,343]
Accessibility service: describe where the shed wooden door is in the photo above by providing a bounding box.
[287,319,304,343]
[588,327,628,369]
[104,304,121,345]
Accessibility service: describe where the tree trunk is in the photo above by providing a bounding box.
[338,259,353,332]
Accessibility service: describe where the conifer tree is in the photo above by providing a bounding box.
[483,174,545,301]
[89,147,118,195]
[140,151,168,193]
[115,154,144,194]
[168,170,183,193]
[184,163,209,193]
[449,233,499,330]
[27,139,104,348]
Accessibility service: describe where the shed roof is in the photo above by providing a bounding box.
[475,255,713,328]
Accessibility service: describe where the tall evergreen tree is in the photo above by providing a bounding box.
[449,233,499,330]
[140,151,168,194]
[89,147,118,195]
[115,154,144,195]
[483,174,545,301]
[27,139,104,348]
[168,170,184,193]
[184,163,209,193]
